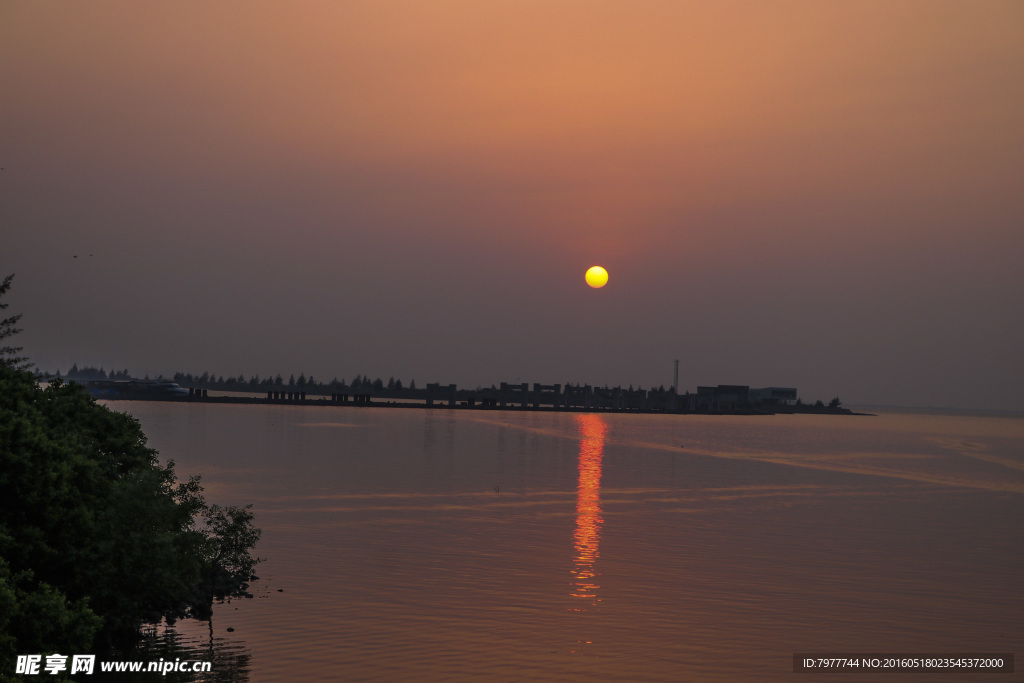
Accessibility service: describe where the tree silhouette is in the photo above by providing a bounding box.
[0,363,260,657]
[0,274,30,370]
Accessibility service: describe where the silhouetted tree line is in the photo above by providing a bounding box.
[42,366,688,399]
[35,365,423,395]
[169,371,417,394]
[562,381,676,395]
[793,397,843,410]
[44,364,134,381]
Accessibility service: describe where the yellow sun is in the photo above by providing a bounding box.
[585,266,608,288]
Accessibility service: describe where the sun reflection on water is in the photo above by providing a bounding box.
[569,413,608,610]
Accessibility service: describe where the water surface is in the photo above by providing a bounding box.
[115,404,1023,681]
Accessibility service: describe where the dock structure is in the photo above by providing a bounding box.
[159,379,816,415]
[82,370,824,415]
[563,384,592,410]
[620,387,648,410]
[532,383,561,409]
[426,383,457,406]
[261,391,308,402]
[499,382,530,409]
[256,381,660,412]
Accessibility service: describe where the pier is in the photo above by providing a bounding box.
[166,382,843,415]
[82,378,855,415]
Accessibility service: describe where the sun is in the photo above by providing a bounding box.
[585,266,608,288]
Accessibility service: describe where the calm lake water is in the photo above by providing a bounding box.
[100,403,1023,681]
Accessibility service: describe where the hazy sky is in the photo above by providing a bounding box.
[3,1,1022,410]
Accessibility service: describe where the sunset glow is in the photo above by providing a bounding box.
[2,1,1022,409]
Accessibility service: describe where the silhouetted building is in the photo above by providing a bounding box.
[688,385,750,411]
[749,387,798,406]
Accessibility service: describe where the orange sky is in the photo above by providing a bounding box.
[2,1,1022,408]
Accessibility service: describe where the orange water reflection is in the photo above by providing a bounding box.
[570,413,608,609]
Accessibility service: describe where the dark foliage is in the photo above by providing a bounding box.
[0,366,260,672]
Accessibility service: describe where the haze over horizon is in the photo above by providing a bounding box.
[3,1,1022,411]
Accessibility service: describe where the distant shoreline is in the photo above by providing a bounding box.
[94,391,869,416]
